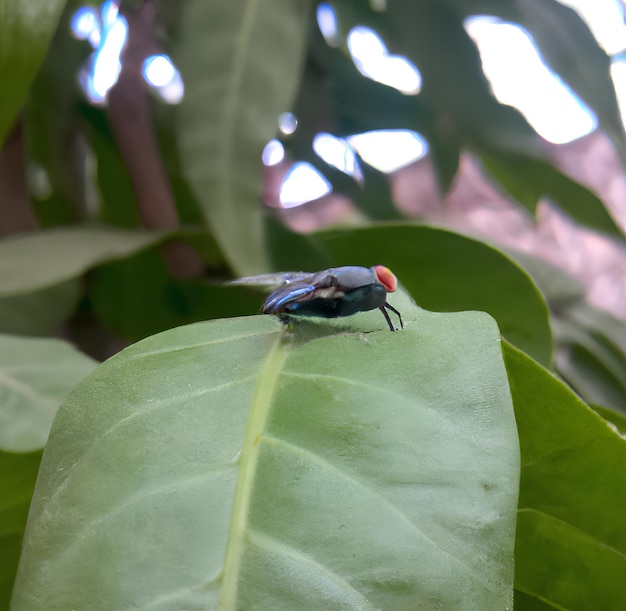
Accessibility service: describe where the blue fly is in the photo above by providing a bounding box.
[229,265,403,331]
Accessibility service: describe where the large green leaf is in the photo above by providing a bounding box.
[0,0,68,146]
[12,296,519,609]
[504,343,626,609]
[0,226,170,297]
[175,0,311,275]
[269,223,553,366]
[0,334,97,452]
[0,450,42,611]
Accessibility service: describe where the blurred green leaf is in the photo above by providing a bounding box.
[0,334,97,452]
[566,302,626,360]
[264,216,332,272]
[553,319,626,414]
[13,302,519,609]
[0,450,42,610]
[502,252,626,413]
[504,342,626,609]
[0,280,81,336]
[24,5,89,226]
[175,0,312,275]
[354,157,404,221]
[502,249,585,305]
[0,226,169,296]
[269,223,553,366]
[317,8,463,190]
[0,0,68,146]
[385,1,542,175]
[481,152,623,240]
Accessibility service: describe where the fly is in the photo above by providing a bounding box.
[229,265,403,331]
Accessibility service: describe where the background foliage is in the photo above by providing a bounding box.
[1,0,626,608]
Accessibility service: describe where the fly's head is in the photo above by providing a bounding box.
[373,265,398,294]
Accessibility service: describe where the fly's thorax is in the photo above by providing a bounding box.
[333,284,387,317]
[317,266,378,291]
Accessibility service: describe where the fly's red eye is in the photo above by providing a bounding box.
[374,265,397,292]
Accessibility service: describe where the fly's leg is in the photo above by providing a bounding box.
[379,305,396,331]
[383,302,403,331]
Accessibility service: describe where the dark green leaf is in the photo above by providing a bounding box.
[504,342,626,609]
[0,451,42,610]
[13,300,519,608]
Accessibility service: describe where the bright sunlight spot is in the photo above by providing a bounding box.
[86,15,127,104]
[313,133,363,181]
[142,54,184,104]
[348,130,428,173]
[316,3,340,47]
[558,0,626,55]
[278,112,298,135]
[143,54,175,87]
[465,16,597,144]
[347,26,421,95]
[72,1,184,105]
[71,6,101,47]
[279,162,332,208]
[262,139,285,166]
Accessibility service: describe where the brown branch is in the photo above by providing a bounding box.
[106,0,204,277]
[0,119,39,236]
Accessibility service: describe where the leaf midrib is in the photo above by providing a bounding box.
[217,328,287,609]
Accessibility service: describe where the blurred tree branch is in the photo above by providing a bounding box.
[107,0,204,278]
[0,120,39,236]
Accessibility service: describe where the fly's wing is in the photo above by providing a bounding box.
[262,267,380,314]
[262,278,347,314]
[262,283,318,313]
[226,271,313,290]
